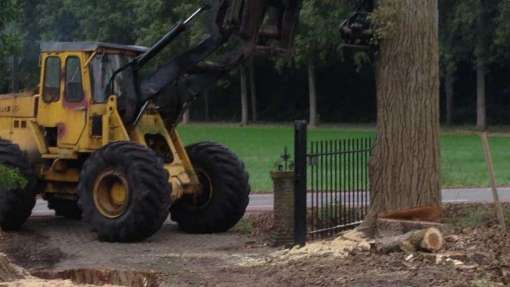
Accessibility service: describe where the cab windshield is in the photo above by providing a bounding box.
[89,54,137,103]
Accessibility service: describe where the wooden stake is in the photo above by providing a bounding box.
[480,131,507,232]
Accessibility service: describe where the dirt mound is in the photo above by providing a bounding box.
[34,269,160,287]
[0,251,125,286]
[1,279,103,287]
[0,253,29,282]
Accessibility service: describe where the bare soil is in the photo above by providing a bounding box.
[0,204,508,286]
[0,215,276,286]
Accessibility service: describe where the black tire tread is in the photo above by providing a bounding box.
[171,141,250,233]
[0,140,37,231]
[78,141,171,242]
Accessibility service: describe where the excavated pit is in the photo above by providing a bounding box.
[33,269,161,287]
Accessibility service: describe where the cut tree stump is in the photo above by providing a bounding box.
[375,227,444,254]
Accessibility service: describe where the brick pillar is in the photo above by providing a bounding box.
[271,171,295,246]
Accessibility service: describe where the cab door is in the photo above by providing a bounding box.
[60,55,88,146]
[38,53,89,148]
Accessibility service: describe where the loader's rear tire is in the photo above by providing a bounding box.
[171,142,250,233]
[48,198,82,220]
[78,142,171,242]
[0,140,37,231]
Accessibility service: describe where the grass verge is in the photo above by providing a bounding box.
[178,123,510,193]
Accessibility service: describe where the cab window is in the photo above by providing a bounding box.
[43,57,61,103]
[90,54,136,103]
[65,56,84,102]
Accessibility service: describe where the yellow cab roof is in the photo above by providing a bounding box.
[40,41,148,54]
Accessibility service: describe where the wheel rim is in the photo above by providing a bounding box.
[93,170,129,219]
[181,169,214,210]
[195,169,214,208]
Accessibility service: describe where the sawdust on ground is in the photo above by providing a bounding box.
[237,229,371,267]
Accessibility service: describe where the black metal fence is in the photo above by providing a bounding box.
[294,121,374,244]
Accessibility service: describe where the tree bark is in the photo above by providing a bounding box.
[375,228,444,254]
[476,64,487,130]
[308,60,318,128]
[249,57,257,123]
[240,64,249,126]
[366,0,441,228]
[182,108,190,124]
[445,72,454,125]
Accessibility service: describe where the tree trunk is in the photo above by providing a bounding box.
[476,0,489,131]
[182,108,190,124]
[249,58,257,123]
[445,72,454,125]
[366,0,441,228]
[375,228,444,254]
[308,60,318,128]
[203,90,210,121]
[476,64,487,130]
[240,64,249,126]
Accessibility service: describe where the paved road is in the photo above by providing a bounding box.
[31,188,510,217]
[247,188,510,212]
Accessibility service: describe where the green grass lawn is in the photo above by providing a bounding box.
[178,123,510,193]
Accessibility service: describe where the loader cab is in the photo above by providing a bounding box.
[38,42,147,151]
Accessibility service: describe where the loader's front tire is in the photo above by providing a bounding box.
[78,142,171,242]
[0,140,37,231]
[171,142,250,233]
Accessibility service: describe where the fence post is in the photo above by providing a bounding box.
[294,120,307,246]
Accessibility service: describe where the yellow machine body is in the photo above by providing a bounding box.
[0,47,199,201]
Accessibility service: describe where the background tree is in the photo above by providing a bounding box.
[240,63,249,126]
[0,0,22,93]
[439,0,464,125]
[367,0,441,223]
[442,0,499,129]
[0,0,20,59]
[495,0,510,55]
[249,58,257,122]
[494,1,510,68]
[291,0,349,127]
[5,0,510,126]
[475,0,492,130]
[239,57,257,125]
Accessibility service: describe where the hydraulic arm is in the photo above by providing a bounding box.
[114,0,301,126]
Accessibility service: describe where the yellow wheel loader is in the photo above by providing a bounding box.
[0,1,300,242]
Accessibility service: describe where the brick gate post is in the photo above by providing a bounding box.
[271,171,295,246]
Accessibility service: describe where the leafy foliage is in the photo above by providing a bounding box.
[0,0,22,90]
[0,164,27,190]
[282,0,350,67]
[440,0,503,73]
[494,0,510,62]
[3,0,510,124]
